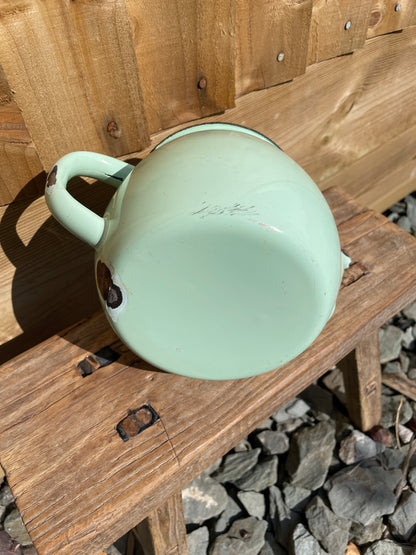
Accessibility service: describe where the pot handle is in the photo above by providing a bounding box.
[45,151,134,248]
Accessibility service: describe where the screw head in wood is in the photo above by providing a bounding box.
[277,52,285,62]
[395,3,401,11]
[344,20,352,30]
[198,77,207,89]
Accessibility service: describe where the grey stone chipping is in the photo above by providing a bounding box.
[212,449,261,483]
[3,509,32,548]
[182,474,228,525]
[338,429,384,465]
[232,456,278,492]
[387,490,416,541]
[325,464,401,525]
[285,421,336,491]
[379,326,404,363]
[290,523,328,555]
[255,430,289,455]
[187,526,209,555]
[305,495,351,555]
[237,491,266,520]
[209,516,268,555]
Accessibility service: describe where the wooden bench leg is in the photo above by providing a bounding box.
[339,330,382,432]
[133,491,189,555]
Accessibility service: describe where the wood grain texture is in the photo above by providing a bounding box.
[2,188,416,554]
[0,68,44,204]
[367,0,416,37]
[382,373,416,402]
[125,0,235,133]
[0,142,44,205]
[146,27,416,195]
[0,0,149,170]
[250,28,416,191]
[134,492,189,555]
[339,331,382,431]
[68,0,149,158]
[235,0,312,97]
[307,0,373,64]
[320,124,416,212]
[0,177,120,363]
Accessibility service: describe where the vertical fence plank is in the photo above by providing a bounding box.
[69,0,149,159]
[0,68,44,204]
[367,0,416,38]
[236,0,312,97]
[0,0,149,171]
[307,0,373,65]
[126,0,236,133]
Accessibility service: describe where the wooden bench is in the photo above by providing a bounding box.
[1,186,416,555]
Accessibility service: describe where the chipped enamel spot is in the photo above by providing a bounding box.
[96,259,127,322]
[106,272,127,321]
[45,165,58,193]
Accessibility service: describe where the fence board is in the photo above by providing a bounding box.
[126,0,235,133]
[235,0,312,97]
[367,0,416,38]
[0,68,44,204]
[320,124,416,212]
[0,0,149,171]
[68,0,149,158]
[308,0,373,64]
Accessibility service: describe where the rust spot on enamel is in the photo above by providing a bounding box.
[96,260,124,309]
[96,260,112,301]
[46,165,58,188]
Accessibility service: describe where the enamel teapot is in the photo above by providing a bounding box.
[45,122,349,380]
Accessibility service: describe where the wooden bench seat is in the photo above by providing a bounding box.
[1,186,416,554]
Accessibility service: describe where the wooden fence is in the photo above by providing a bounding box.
[0,0,415,360]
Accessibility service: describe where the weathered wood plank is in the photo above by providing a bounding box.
[320,124,416,212]
[68,0,150,158]
[134,492,189,555]
[0,178,119,363]
[0,142,44,205]
[339,331,382,431]
[1,189,416,554]
[307,0,373,64]
[0,0,149,171]
[147,27,416,195]
[0,68,44,204]
[367,0,416,38]
[382,373,416,402]
[126,0,236,133]
[235,0,312,96]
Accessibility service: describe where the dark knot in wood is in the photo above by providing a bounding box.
[107,121,122,139]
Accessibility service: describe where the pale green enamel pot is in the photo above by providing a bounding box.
[45,123,349,380]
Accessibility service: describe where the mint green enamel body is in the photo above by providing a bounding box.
[45,123,348,380]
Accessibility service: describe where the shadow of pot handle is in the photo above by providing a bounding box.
[45,151,134,248]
